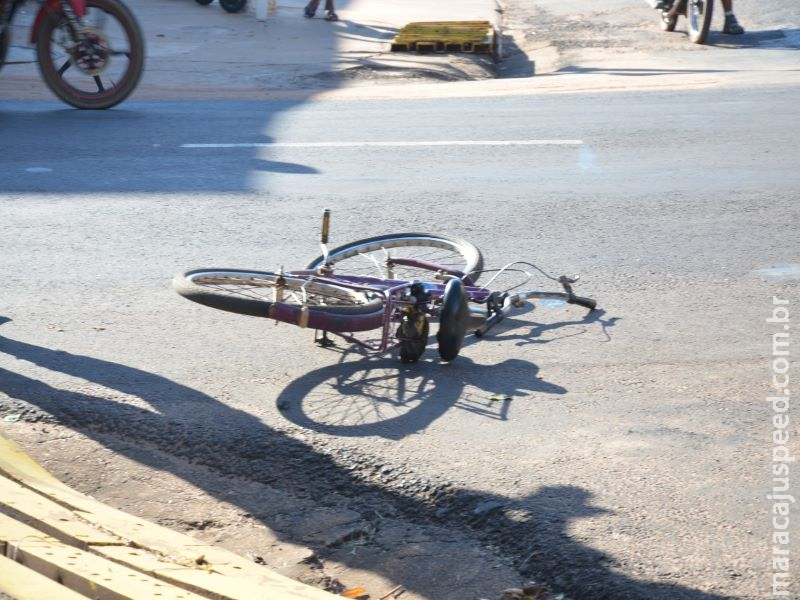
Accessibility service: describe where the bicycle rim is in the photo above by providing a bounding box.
[174,269,385,327]
[687,0,713,43]
[307,233,483,282]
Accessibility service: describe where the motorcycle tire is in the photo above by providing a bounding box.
[36,0,144,109]
[195,0,214,4]
[220,0,247,13]
[0,29,9,72]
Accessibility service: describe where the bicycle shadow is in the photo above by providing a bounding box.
[276,353,566,440]
[277,307,615,439]
[0,321,728,600]
[480,307,621,347]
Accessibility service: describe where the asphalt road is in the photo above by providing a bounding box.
[1,85,798,599]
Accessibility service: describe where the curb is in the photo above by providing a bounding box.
[0,433,338,600]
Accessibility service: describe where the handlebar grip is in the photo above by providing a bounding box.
[568,295,597,310]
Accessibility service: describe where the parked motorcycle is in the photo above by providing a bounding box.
[648,0,714,44]
[194,0,247,14]
[0,0,144,109]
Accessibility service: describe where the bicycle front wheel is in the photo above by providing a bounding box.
[307,233,483,282]
[687,0,713,43]
[173,269,385,332]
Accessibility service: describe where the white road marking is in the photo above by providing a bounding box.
[578,146,600,172]
[24,167,53,173]
[181,140,584,149]
[757,263,800,283]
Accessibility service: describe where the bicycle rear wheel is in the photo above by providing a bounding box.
[686,0,713,43]
[307,233,483,282]
[174,269,385,331]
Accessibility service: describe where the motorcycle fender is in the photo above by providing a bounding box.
[30,0,87,43]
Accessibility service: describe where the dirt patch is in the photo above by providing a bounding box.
[1,414,566,600]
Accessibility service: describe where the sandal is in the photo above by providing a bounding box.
[325,10,338,21]
[304,2,317,18]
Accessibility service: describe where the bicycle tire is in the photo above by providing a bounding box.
[687,0,713,44]
[307,233,483,282]
[173,269,385,332]
[36,0,144,109]
[195,0,214,5]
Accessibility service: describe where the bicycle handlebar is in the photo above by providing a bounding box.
[473,287,597,338]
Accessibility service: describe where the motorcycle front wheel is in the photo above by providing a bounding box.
[686,0,713,44]
[36,0,144,109]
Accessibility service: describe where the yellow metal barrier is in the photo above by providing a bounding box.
[0,433,338,600]
[391,21,495,55]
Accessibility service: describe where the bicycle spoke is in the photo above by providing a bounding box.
[94,76,105,92]
[58,59,72,76]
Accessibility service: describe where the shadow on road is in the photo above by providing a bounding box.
[0,318,726,599]
[552,65,729,77]
[706,27,800,49]
[276,354,565,439]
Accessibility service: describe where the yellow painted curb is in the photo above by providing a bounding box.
[0,433,339,600]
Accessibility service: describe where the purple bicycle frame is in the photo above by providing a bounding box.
[286,265,492,354]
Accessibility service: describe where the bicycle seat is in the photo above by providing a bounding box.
[437,278,470,362]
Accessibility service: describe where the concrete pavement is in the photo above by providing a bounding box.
[1,0,500,100]
[2,0,799,103]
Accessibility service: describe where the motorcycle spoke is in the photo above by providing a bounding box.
[94,75,105,92]
[58,59,72,76]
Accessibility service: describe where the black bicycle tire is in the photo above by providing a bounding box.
[36,0,144,109]
[220,0,247,13]
[195,0,214,5]
[687,0,713,44]
[173,268,385,331]
[306,233,484,280]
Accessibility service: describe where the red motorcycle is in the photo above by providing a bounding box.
[0,0,143,108]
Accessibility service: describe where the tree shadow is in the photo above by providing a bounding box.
[705,27,800,49]
[0,322,727,599]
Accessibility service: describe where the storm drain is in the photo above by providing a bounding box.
[391,21,495,55]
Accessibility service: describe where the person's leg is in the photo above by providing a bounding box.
[722,0,745,35]
[304,0,320,17]
[324,0,338,21]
